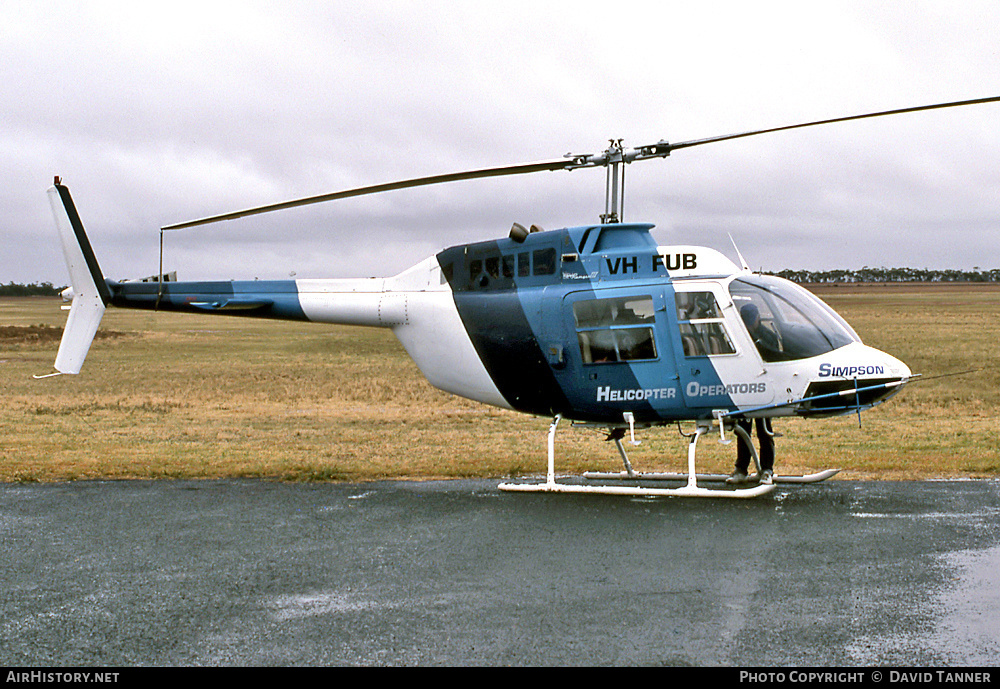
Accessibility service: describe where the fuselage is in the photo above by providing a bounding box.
[105,221,911,424]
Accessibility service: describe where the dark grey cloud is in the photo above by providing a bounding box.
[3,1,999,285]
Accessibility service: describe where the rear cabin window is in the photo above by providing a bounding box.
[675,291,736,356]
[502,254,516,278]
[517,252,530,277]
[573,296,657,364]
[467,248,558,289]
[485,256,500,279]
[468,253,506,289]
[533,248,557,276]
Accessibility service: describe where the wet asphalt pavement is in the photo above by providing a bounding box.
[1,478,999,667]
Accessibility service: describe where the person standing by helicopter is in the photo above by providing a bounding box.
[728,303,779,485]
[729,416,775,485]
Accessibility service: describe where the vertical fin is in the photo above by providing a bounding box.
[39,179,109,376]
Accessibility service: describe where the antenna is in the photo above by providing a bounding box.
[728,234,751,272]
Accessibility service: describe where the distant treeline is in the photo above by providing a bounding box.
[0,281,66,296]
[767,267,1000,284]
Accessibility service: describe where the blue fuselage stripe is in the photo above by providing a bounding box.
[109,280,307,320]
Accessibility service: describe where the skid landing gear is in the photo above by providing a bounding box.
[497,415,777,499]
[584,421,840,485]
[585,468,841,484]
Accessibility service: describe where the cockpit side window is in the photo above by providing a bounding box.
[674,291,736,357]
[729,276,857,362]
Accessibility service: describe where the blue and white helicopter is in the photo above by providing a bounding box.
[43,97,999,498]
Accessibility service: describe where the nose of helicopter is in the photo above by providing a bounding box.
[860,343,912,380]
[799,343,912,415]
[878,347,912,380]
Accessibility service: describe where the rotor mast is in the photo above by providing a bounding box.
[567,139,673,224]
[601,140,626,223]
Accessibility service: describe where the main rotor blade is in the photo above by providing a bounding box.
[665,95,1000,153]
[163,95,999,231]
[161,158,573,231]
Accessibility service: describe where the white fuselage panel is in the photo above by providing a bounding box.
[295,261,510,409]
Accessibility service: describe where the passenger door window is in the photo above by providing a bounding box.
[573,295,657,364]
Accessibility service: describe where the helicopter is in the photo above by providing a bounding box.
[42,96,1000,498]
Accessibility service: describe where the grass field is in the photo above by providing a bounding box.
[2,284,998,483]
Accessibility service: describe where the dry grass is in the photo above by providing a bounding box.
[1,285,998,483]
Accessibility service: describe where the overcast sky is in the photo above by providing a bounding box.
[3,1,999,285]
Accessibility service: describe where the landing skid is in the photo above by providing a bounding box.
[498,415,777,499]
[499,478,777,499]
[582,469,841,484]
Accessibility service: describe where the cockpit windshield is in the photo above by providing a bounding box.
[728,275,859,362]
